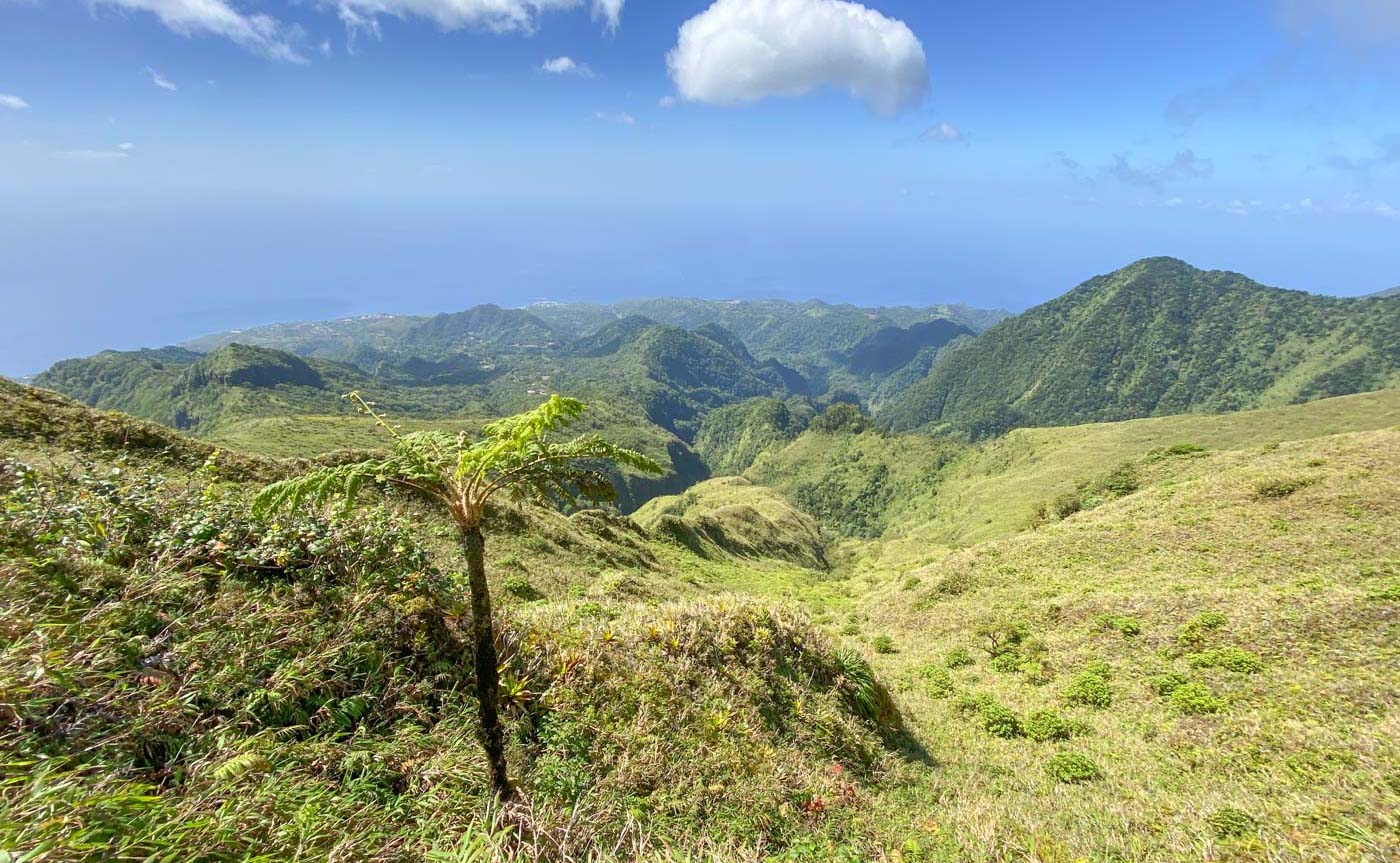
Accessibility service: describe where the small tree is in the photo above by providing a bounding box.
[252,393,661,798]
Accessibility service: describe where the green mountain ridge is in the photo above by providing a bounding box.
[882,257,1400,436]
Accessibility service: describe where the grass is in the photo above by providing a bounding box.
[2,379,1398,861]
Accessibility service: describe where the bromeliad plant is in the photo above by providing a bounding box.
[252,392,661,798]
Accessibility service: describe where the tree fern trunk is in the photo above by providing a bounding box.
[460,526,511,799]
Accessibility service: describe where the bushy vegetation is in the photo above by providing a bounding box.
[1063,665,1113,708]
[0,451,911,859]
[1044,752,1102,783]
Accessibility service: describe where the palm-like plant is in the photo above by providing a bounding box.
[252,392,662,798]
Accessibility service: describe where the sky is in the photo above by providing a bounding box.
[1,0,1399,376]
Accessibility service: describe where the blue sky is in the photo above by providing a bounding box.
[1,0,1398,375]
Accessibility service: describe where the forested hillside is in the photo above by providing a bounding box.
[882,258,1400,436]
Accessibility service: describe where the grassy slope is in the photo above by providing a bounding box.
[633,476,830,571]
[845,428,1399,862]
[4,377,1398,860]
[851,389,1400,575]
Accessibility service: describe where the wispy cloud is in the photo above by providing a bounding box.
[54,148,130,161]
[334,0,622,42]
[0,93,29,110]
[540,56,594,77]
[592,110,636,125]
[1324,134,1400,180]
[146,67,178,92]
[118,142,135,151]
[592,0,623,33]
[658,95,677,109]
[98,0,306,63]
[1101,149,1214,190]
[919,121,964,143]
[1165,55,1294,126]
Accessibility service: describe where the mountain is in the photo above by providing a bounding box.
[839,318,973,376]
[180,298,1008,382]
[399,304,562,358]
[1370,285,1400,298]
[881,257,1400,436]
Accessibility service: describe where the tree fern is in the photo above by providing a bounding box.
[251,392,662,799]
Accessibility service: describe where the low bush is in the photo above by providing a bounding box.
[1064,666,1113,708]
[1024,709,1072,742]
[1254,475,1318,500]
[934,569,975,596]
[1170,682,1225,715]
[1045,752,1102,783]
[1095,613,1142,637]
[502,572,543,601]
[1177,611,1228,649]
[919,666,957,699]
[955,693,1022,739]
[1149,671,1190,697]
[872,635,896,654]
[944,647,974,669]
[1187,647,1264,674]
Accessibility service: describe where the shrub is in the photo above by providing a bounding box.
[944,647,974,668]
[1170,682,1224,715]
[1020,659,1056,686]
[989,651,1025,673]
[1099,461,1140,497]
[502,573,543,601]
[1045,752,1102,783]
[1207,806,1258,839]
[954,693,1022,738]
[978,701,1023,739]
[1024,709,1071,742]
[1187,647,1264,674]
[1064,668,1112,708]
[840,622,861,636]
[1147,442,1206,462]
[934,570,975,596]
[1095,614,1142,637]
[1177,611,1228,649]
[976,620,1030,658]
[1149,672,1190,697]
[901,575,921,591]
[872,635,896,654]
[1254,475,1318,500]
[919,666,957,699]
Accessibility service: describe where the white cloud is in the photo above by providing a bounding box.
[592,109,635,125]
[0,93,29,110]
[540,56,594,76]
[666,0,928,117]
[919,121,963,143]
[118,142,136,150]
[658,95,677,108]
[146,66,178,91]
[97,0,306,62]
[55,148,130,160]
[592,0,623,32]
[333,0,604,39]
